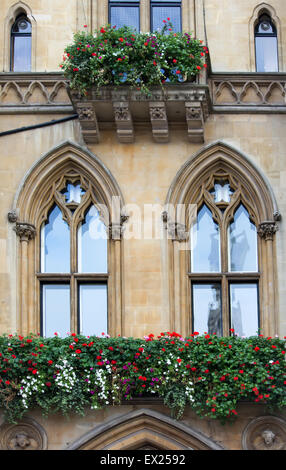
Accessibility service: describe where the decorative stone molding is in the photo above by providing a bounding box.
[68,83,211,144]
[257,221,278,241]
[113,102,134,143]
[14,222,36,242]
[210,73,286,113]
[0,418,48,450]
[242,416,286,450]
[0,73,72,114]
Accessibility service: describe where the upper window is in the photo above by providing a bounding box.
[151,0,182,33]
[109,0,140,30]
[255,13,278,72]
[10,14,31,71]
[190,174,260,338]
[40,179,109,338]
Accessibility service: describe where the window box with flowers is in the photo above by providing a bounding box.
[0,331,285,424]
[60,22,211,144]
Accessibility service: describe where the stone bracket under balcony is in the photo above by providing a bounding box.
[68,84,211,144]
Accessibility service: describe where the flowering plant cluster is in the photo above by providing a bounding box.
[60,21,208,96]
[0,331,285,424]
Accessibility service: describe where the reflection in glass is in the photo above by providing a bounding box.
[79,284,108,336]
[41,205,70,273]
[109,1,140,30]
[192,283,222,336]
[230,283,259,337]
[191,205,220,272]
[213,182,233,203]
[11,16,32,71]
[151,2,181,32]
[228,205,258,272]
[78,205,108,273]
[42,284,70,337]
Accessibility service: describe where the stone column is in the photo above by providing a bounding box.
[14,223,36,336]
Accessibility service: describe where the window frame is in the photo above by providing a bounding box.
[254,13,278,72]
[150,0,182,33]
[10,14,32,72]
[108,0,141,30]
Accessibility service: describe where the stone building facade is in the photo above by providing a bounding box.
[0,0,285,451]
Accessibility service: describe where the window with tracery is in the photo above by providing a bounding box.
[189,171,260,337]
[38,172,109,337]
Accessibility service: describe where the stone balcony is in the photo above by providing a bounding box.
[1,71,286,144]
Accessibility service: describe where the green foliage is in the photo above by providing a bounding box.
[60,22,208,96]
[0,331,285,424]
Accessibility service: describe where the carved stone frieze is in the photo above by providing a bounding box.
[14,222,36,242]
[242,416,286,450]
[257,221,278,241]
[0,418,48,450]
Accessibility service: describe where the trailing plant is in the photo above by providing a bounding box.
[60,21,208,96]
[0,331,285,424]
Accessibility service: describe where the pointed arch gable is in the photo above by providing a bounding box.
[67,409,224,450]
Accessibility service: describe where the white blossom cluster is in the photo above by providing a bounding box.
[19,374,45,409]
[54,359,76,392]
[185,381,195,404]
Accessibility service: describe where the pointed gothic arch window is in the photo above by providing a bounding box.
[13,143,125,338]
[255,12,278,72]
[165,142,279,338]
[10,14,32,71]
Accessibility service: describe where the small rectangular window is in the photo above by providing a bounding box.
[151,1,182,33]
[41,284,70,337]
[229,283,259,337]
[109,1,140,30]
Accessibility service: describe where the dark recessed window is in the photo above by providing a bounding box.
[255,13,278,72]
[109,0,140,30]
[11,14,32,72]
[151,0,182,33]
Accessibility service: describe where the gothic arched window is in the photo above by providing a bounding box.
[255,13,278,72]
[10,14,32,71]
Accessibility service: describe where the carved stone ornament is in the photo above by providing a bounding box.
[0,418,48,450]
[242,416,286,450]
[7,210,18,223]
[257,221,278,241]
[77,106,95,121]
[14,222,36,241]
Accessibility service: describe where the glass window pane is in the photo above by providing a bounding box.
[110,6,140,30]
[41,206,70,273]
[78,205,108,273]
[12,36,31,71]
[230,283,259,337]
[228,205,258,272]
[191,205,221,273]
[192,283,222,336]
[255,36,278,72]
[79,284,108,336]
[42,284,70,337]
[151,6,181,32]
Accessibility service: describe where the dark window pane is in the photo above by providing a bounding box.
[192,283,222,335]
[230,283,259,337]
[41,205,70,273]
[110,3,140,30]
[151,5,181,32]
[42,284,70,337]
[79,284,108,336]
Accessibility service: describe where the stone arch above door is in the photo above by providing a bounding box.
[67,409,224,450]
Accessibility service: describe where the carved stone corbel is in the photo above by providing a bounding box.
[257,221,278,241]
[185,101,205,143]
[113,102,134,143]
[76,102,100,143]
[7,210,18,223]
[14,222,36,242]
[149,102,169,143]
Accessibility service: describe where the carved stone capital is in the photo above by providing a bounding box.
[257,221,278,241]
[242,416,286,450]
[166,220,188,241]
[0,418,48,450]
[14,222,36,242]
